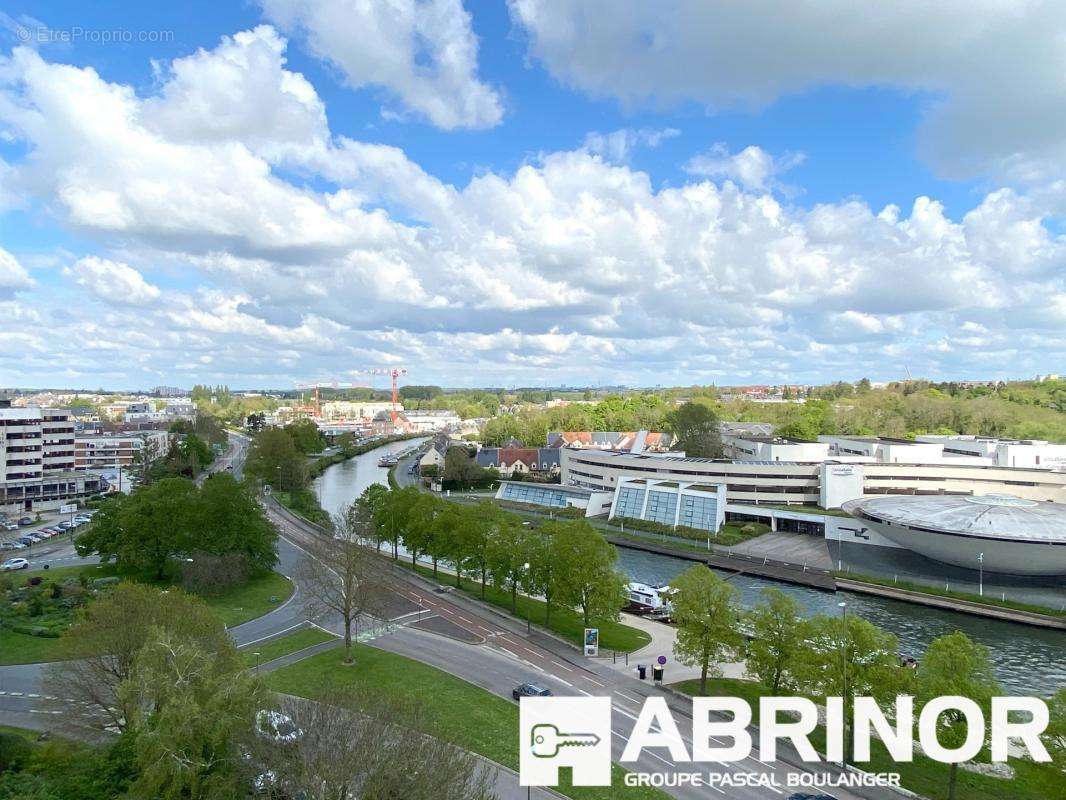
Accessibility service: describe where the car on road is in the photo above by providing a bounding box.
[512,683,553,701]
[1,557,29,571]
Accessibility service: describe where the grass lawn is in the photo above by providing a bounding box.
[394,559,651,652]
[671,678,1063,800]
[206,570,294,627]
[240,626,336,668]
[0,566,294,665]
[266,645,669,800]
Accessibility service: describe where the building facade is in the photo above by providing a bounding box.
[1,402,104,512]
[559,448,1066,508]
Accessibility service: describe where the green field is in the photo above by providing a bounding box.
[0,565,294,665]
[395,559,651,652]
[671,677,1064,800]
[266,645,669,800]
[240,626,337,668]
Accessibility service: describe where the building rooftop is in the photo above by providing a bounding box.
[843,494,1066,544]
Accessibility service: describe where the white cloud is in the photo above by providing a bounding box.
[0,33,1064,386]
[260,0,503,130]
[684,144,804,192]
[0,247,33,297]
[509,0,1066,183]
[66,256,161,305]
[582,127,679,163]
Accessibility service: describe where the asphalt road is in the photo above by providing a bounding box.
[0,436,897,799]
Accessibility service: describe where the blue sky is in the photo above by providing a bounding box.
[0,1,1063,389]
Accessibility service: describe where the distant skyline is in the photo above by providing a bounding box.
[1,2,1065,388]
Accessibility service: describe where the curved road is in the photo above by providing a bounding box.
[0,435,895,800]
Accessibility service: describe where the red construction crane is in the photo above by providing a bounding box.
[351,367,408,423]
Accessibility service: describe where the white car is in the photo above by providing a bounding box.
[1,557,29,571]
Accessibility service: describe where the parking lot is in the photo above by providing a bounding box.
[0,508,94,558]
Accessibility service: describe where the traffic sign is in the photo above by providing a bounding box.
[656,655,667,665]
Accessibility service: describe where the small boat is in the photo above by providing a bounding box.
[626,582,674,617]
[377,455,399,467]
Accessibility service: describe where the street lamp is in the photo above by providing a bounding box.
[522,562,531,634]
[253,652,261,674]
[977,552,984,597]
[838,601,848,770]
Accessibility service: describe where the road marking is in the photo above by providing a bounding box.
[584,676,605,687]
[239,622,307,648]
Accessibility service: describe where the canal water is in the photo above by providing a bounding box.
[315,442,1066,697]
[313,437,427,515]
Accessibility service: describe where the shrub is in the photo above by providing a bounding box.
[0,731,31,771]
[179,552,252,597]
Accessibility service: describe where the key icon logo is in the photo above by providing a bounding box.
[520,696,611,787]
[530,723,602,757]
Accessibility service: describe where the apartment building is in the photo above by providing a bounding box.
[0,400,104,512]
[74,430,170,470]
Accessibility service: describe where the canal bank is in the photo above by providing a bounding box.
[318,448,1066,696]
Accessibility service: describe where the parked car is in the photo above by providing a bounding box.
[21,535,41,544]
[512,683,553,701]
[17,517,33,526]
[56,522,73,531]
[1,557,29,571]
[2,522,17,531]
[0,542,18,551]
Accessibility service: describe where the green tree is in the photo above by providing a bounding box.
[178,434,213,471]
[671,566,743,694]
[554,521,627,627]
[744,588,806,692]
[77,478,197,581]
[793,612,904,766]
[916,632,1000,800]
[529,521,566,626]
[244,427,306,491]
[665,401,723,458]
[486,513,536,613]
[464,501,507,598]
[285,418,326,454]
[121,629,266,800]
[45,583,231,732]
[194,474,277,572]
[1048,687,1065,769]
[398,492,443,570]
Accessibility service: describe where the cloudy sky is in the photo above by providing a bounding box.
[0,1,1064,390]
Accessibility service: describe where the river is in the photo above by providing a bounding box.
[314,442,1066,697]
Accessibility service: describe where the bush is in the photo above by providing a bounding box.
[0,732,31,771]
[91,576,121,589]
[179,553,252,597]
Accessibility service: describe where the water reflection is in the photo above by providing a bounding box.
[617,548,1066,696]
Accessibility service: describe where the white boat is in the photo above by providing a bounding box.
[626,582,673,616]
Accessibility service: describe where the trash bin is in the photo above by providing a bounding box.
[637,664,647,680]
[652,666,664,685]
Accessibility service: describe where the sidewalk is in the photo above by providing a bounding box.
[599,613,747,684]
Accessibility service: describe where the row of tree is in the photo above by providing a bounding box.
[77,475,277,583]
[479,381,1066,447]
[669,566,1066,799]
[357,486,628,628]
